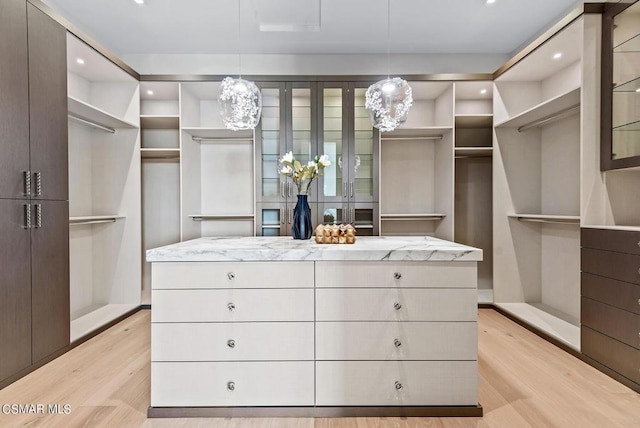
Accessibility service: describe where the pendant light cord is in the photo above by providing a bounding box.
[386,0,390,79]
[238,0,242,79]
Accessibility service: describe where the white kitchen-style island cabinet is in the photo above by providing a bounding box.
[146,236,483,417]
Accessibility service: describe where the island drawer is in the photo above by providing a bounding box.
[581,297,640,350]
[315,361,477,406]
[315,261,477,288]
[581,248,640,285]
[581,228,640,255]
[152,322,314,362]
[315,288,477,322]
[315,322,477,361]
[151,361,314,407]
[152,289,314,322]
[152,261,314,289]
[582,273,640,315]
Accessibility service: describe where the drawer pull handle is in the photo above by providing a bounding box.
[393,302,402,311]
[394,339,402,348]
[393,272,402,280]
[227,272,235,280]
[394,381,403,390]
[227,339,236,348]
[227,381,235,392]
[227,302,235,312]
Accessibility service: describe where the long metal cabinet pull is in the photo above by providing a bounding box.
[350,182,354,198]
[24,171,31,197]
[24,204,31,229]
[34,172,42,197]
[288,182,292,197]
[351,208,355,224]
[343,182,347,197]
[280,208,284,225]
[281,181,285,198]
[34,204,42,228]
[288,209,292,224]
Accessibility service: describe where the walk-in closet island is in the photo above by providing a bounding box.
[146,236,482,417]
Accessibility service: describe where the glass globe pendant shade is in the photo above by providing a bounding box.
[364,77,413,132]
[218,77,262,131]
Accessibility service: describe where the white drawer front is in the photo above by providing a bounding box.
[152,361,314,407]
[152,261,314,289]
[316,288,477,321]
[316,361,478,406]
[152,322,314,362]
[316,322,477,361]
[315,261,477,288]
[152,289,314,322]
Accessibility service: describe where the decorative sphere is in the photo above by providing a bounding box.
[365,77,413,132]
[218,77,262,131]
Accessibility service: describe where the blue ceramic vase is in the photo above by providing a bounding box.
[292,194,313,239]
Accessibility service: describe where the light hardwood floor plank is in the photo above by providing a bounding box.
[0,309,639,427]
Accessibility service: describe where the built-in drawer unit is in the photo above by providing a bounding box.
[152,289,314,322]
[315,288,477,322]
[152,261,314,289]
[152,322,314,361]
[151,361,315,407]
[315,261,477,288]
[315,361,478,406]
[581,227,640,391]
[315,322,477,361]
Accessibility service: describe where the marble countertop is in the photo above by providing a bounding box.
[146,236,482,262]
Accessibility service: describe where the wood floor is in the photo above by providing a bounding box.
[0,309,639,427]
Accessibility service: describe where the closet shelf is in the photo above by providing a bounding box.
[612,118,640,131]
[68,96,138,130]
[455,114,493,129]
[508,213,580,224]
[581,224,640,232]
[140,115,180,129]
[381,126,451,140]
[454,147,493,157]
[494,88,580,129]
[614,32,640,52]
[70,215,125,226]
[189,214,255,221]
[182,127,253,141]
[381,213,446,221]
[141,148,180,159]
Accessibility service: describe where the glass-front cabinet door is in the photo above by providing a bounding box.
[256,83,286,204]
[351,85,378,204]
[318,83,348,203]
[287,83,317,202]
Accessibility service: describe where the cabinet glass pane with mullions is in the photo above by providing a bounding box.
[353,88,375,200]
[260,87,282,199]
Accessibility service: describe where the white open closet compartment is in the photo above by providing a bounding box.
[66,34,141,341]
[179,82,255,240]
[379,82,454,240]
[493,17,586,350]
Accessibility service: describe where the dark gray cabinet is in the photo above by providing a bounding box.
[0,1,69,386]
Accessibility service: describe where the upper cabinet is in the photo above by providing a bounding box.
[602,0,640,169]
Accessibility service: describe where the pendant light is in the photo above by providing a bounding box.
[365,0,413,132]
[219,0,262,131]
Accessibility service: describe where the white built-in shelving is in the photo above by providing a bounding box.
[66,33,141,341]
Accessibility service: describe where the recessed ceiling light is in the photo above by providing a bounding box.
[134,0,145,4]
[480,89,487,95]
[553,52,562,60]
[76,58,84,65]
[147,90,154,95]
[485,0,496,4]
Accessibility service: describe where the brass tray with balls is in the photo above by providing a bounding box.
[314,224,356,244]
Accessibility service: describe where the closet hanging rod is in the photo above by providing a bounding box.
[191,136,251,142]
[517,104,580,132]
[380,135,443,141]
[69,219,117,226]
[516,217,580,225]
[68,114,116,134]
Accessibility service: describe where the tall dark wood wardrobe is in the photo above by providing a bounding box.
[0,0,69,387]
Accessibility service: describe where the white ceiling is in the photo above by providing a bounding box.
[43,0,585,58]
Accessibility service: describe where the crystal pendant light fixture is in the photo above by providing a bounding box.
[365,0,412,132]
[219,0,262,130]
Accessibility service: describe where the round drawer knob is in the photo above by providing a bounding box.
[393,272,402,280]
[638,298,640,306]
[227,339,236,348]
[227,272,235,280]
[394,338,402,348]
[227,381,235,392]
[227,302,235,312]
[393,302,402,311]
[395,381,403,390]
[637,240,640,248]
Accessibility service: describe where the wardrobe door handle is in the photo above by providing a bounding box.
[288,182,292,198]
[281,181,285,198]
[33,172,42,197]
[34,204,42,228]
[24,204,31,229]
[23,171,31,197]
[350,181,354,198]
[343,182,347,197]
[280,208,285,225]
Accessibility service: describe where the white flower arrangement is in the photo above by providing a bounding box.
[278,151,331,195]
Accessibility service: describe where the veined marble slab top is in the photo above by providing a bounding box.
[146,236,482,262]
